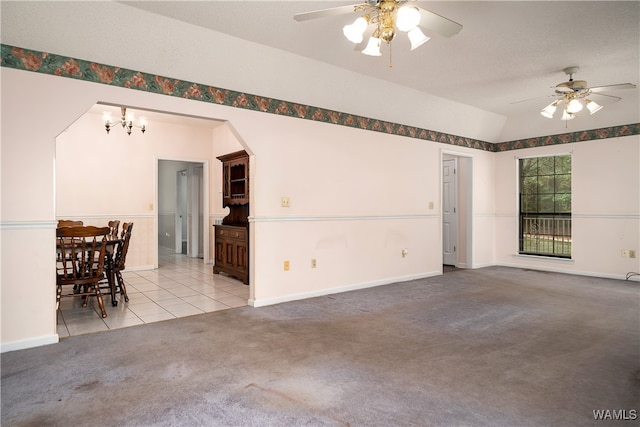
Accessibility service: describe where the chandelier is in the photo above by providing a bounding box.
[342,0,430,65]
[103,107,146,135]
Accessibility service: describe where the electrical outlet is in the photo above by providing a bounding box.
[284,260,290,271]
[311,258,317,268]
[630,250,636,259]
[429,201,434,210]
[622,250,629,258]
[402,248,408,258]
[281,197,290,207]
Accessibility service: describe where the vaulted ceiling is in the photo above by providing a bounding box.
[2,1,639,142]
[120,1,639,134]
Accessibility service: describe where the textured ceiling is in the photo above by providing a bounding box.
[121,1,640,120]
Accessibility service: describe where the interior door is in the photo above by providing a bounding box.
[190,165,203,258]
[443,158,458,266]
[176,169,188,254]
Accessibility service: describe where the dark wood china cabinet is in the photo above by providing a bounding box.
[213,150,249,284]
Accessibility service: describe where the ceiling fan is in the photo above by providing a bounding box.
[514,66,636,122]
[294,0,462,66]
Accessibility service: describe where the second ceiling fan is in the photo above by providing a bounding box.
[513,67,637,122]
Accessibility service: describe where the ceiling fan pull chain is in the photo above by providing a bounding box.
[388,41,393,68]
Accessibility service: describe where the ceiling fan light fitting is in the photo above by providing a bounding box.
[585,99,603,115]
[343,15,369,43]
[362,36,382,56]
[294,1,462,64]
[566,98,583,114]
[380,26,396,42]
[408,27,430,50]
[561,110,575,121]
[540,101,558,119]
[396,6,421,31]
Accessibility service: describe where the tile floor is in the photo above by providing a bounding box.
[57,249,249,338]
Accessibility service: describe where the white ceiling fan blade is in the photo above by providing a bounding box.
[417,7,463,38]
[589,83,637,93]
[510,94,557,105]
[294,4,362,22]
[589,92,622,102]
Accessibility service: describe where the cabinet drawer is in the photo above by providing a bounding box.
[217,226,246,241]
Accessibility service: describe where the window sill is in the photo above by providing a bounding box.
[513,254,575,264]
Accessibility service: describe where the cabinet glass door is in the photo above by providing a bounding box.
[229,163,246,200]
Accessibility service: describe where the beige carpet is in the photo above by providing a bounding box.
[2,266,639,426]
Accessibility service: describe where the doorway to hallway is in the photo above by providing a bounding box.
[158,160,206,261]
[442,153,473,269]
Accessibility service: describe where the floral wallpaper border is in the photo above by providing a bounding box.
[2,44,638,152]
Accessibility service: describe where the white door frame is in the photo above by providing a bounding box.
[155,157,210,268]
[190,165,203,258]
[176,169,188,254]
[441,150,474,269]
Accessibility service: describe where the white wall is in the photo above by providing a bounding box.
[240,114,445,304]
[494,135,640,278]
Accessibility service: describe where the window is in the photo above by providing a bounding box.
[519,155,571,258]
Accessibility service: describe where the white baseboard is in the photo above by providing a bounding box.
[249,271,440,307]
[2,334,59,353]
[496,261,638,281]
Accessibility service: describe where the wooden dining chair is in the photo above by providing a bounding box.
[101,222,134,304]
[113,222,134,302]
[56,226,110,318]
[108,220,120,239]
[57,220,83,227]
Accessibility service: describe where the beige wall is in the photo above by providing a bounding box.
[1,65,639,352]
